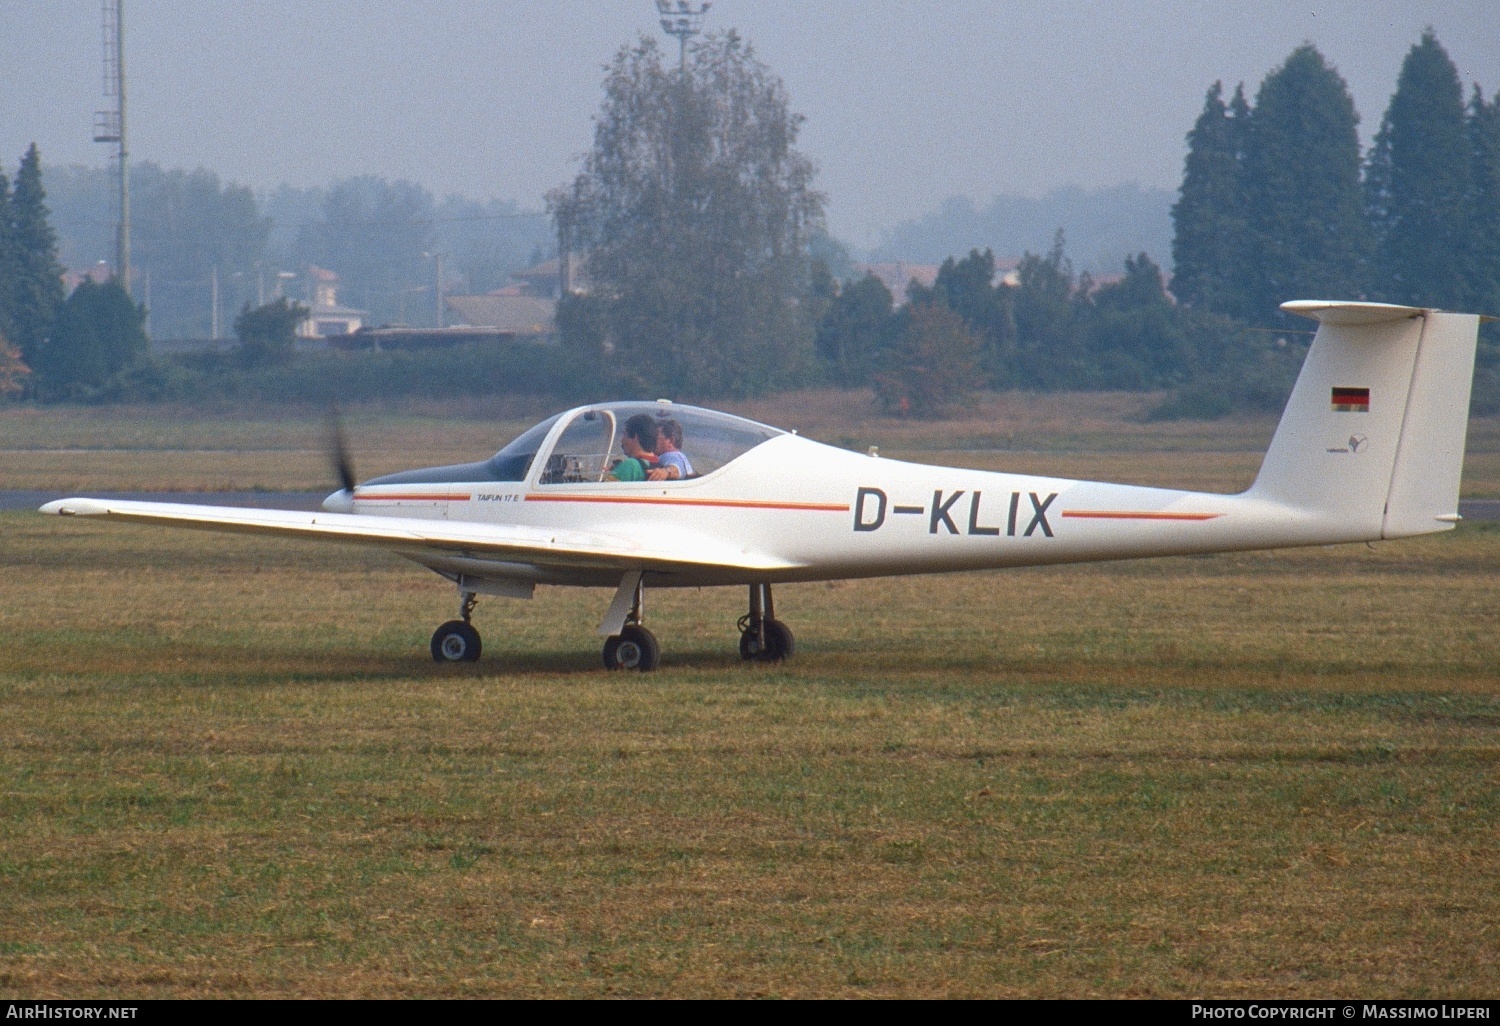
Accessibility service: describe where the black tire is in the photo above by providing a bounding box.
[431,620,482,663]
[739,618,794,662]
[603,624,660,671]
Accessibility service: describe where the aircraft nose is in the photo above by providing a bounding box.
[322,489,355,513]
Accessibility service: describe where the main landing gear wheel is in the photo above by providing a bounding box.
[431,620,481,662]
[739,582,794,663]
[740,618,793,662]
[432,589,481,663]
[603,624,660,671]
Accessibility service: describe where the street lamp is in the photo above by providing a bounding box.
[655,0,710,72]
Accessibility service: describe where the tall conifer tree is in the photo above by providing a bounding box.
[1242,46,1371,321]
[1366,31,1470,306]
[9,145,66,368]
[1172,82,1250,318]
[0,169,15,344]
[1466,86,1500,315]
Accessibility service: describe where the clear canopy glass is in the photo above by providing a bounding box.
[493,402,784,484]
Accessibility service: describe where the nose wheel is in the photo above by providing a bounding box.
[602,574,660,671]
[603,624,660,671]
[739,583,794,662]
[432,590,482,662]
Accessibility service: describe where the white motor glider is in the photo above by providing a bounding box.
[41,301,1486,670]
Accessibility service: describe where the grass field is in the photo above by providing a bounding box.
[1,394,1497,997]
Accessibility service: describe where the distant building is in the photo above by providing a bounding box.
[508,254,589,300]
[328,256,580,349]
[443,294,557,339]
[426,255,584,344]
[297,266,367,339]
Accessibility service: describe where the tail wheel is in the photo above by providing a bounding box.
[740,618,794,662]
[603,624,660,671]
[431,620,482,663]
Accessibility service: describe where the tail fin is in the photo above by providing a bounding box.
[1247,300,1482,540]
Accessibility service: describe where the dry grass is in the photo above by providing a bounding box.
[1,507,1496,998]
[5,391,1500,496]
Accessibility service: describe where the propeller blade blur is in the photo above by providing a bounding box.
[326,407,357,493]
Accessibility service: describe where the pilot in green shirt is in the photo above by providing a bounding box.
[612,455,649,481]
[608,413,660,482]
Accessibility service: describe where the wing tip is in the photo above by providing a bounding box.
[39,498,97,516]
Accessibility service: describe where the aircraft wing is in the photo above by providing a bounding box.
[38,498,798,574]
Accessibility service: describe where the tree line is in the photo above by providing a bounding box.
[1173,32,1500,324]
[42,164,553,340]
[7,28,1499,416]
[555,29,1500,419]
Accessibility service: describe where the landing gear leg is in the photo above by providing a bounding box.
[431,589,482,662]
[739,583,793,662]
[603,575,659,671]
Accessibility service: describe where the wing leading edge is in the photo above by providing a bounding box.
[38,498,798,574]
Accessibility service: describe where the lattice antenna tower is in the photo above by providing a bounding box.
[92,0,129,294]
[655,0,711,72]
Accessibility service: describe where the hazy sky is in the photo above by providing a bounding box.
[3,1,1498,247]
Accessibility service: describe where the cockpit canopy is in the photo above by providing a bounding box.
[363,402,784,488]
[493,402,783,484]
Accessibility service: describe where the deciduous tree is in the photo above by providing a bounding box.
[927,248,1016,385]
[0,332,29,397]
[814,272,896,386]
[873,303,979,418]
[1012,231,1084,389]
[130,165,270,338]
[553,32,824,397]
[234,297,309,367]
[32,279,146,399]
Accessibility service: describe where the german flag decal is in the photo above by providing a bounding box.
[1332,386,1370,412]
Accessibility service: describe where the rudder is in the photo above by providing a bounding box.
[1382,310,1481,537]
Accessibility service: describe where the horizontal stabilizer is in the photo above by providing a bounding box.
[1281,300,1426,326]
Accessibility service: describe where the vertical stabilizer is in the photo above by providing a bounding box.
[1248,302,1428,538]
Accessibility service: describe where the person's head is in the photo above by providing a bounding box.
[622,413,658,458]
[656,418,683,453]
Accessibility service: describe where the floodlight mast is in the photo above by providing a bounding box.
[93,0,130,302]
[655,0,711,72]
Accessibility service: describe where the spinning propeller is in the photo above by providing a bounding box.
[326,406,358,494]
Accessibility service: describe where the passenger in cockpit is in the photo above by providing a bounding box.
[654,418,694,480]
[608,414,660,482]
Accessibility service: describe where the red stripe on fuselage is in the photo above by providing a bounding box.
[355,494,471,502]
[525,494,851,512]
[1060,510,1222,521]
